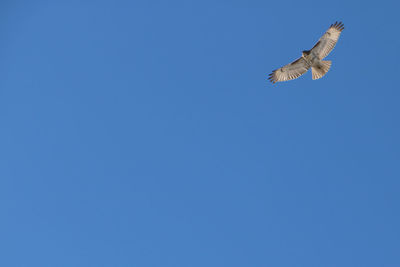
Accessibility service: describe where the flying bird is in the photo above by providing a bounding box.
[268,21,344,84]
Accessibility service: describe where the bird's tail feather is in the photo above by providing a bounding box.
[312,60,331,80]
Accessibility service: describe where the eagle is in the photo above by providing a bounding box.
[268,21,344,84]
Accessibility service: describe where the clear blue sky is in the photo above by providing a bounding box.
[1,0,400,266]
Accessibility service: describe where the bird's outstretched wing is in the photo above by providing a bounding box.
[311,21,344,59]
[268,57,310,84]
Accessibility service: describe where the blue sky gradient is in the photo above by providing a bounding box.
[1,1,400,266]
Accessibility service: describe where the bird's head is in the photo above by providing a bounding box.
[302,50,311,57]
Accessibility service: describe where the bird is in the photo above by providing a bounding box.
[268,21,344,84]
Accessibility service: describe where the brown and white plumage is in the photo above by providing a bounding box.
[268,57,310,84]
[268,21,344,84]
[311,22,345,60]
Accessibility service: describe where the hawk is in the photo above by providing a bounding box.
[268,21,344,84]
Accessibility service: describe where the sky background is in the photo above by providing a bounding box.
[1,0,400,266]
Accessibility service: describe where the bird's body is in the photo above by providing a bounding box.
[268,22,344,84]
[302,50,318,65]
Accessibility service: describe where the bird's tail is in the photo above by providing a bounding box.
[312,60,331,80]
